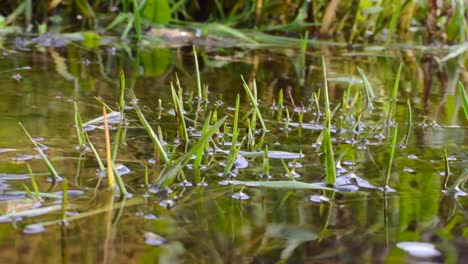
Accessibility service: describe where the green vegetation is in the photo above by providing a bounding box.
[0,0,466,46]
[0,1,466,262]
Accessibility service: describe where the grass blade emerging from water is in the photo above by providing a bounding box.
[193,46,202,101]
[241,76,267,131]
[321,57,336,186]
[357,67,375,110]
[131,91,169,164]
[74,102,86,149]
[19,122,61,182]
[384,124,398,188]
[102,106,116,191]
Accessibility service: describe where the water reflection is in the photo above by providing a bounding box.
[0,40,466,263]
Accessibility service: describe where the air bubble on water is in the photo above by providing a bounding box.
[231,191,250,200]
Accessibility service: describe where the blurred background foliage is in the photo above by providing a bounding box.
[0,0,466,44]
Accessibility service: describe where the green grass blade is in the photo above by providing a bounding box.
[322,57,331,129]
[357,67,375,110]
[385,124,398,188]
[324,128,336,186]
[131,92,169,164]
[241,76,267,131]
[74,102,86,147]
[459,82,468,120]
[19,122,61,181]
[193,46,202,100]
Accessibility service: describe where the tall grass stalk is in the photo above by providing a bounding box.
[193,46,202,101]
[19,122,61,182]
[385,124,398,188]
[102,106,116,191]
[323,128,336,186]
[131,91,169,164]
[241,76,267,131]
[321,57,331,129]
[321,57,336,185]
[119,69,126,111]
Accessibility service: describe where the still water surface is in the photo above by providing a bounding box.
[0,40,466,263]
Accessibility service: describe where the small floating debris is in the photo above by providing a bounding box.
[0,173,30,180]
[52,190,85,198]
[396,241,441,258]
[143,214,158,220]
[11,154,40,162]
[288,161,303,168]
[284,170,301,178]
[407,154,418,159]
[144,232,166,246]
[231,191,250,200]
[0,148,16,154]
[23,224,45,234]
[179,180,193,187]
[403,167,415,173]
[159,199,176,208]
[309,195,330,203]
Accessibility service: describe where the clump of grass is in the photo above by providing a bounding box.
[242,76,267,131]
[131,91,169,164]
[102,105,116,191]
[157,116,228,187]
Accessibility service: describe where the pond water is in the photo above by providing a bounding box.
[0,38,466,263]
